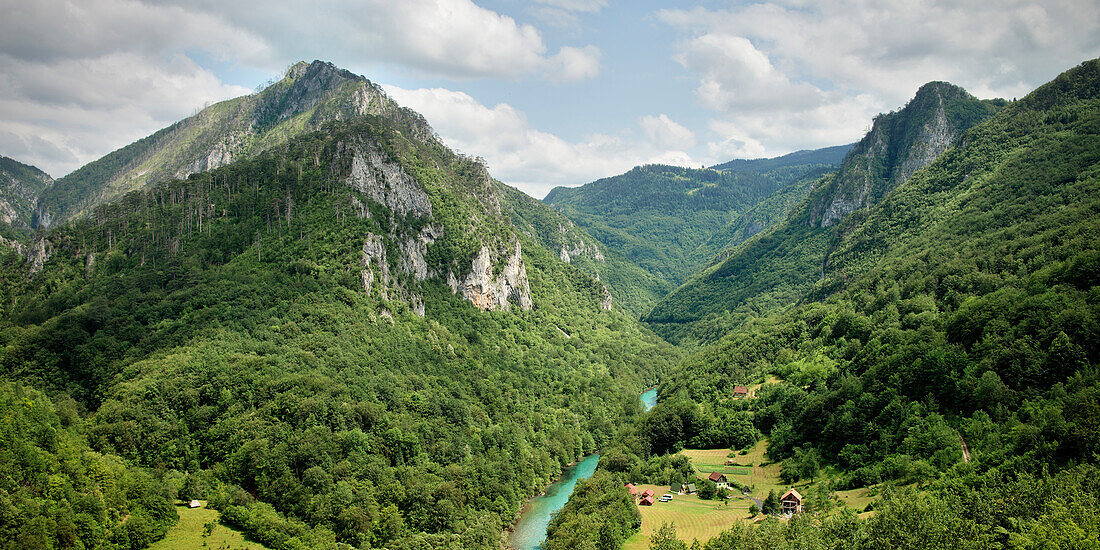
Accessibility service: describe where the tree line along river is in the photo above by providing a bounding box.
[508,388,658,549]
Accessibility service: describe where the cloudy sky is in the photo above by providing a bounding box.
[2,0,1098,198]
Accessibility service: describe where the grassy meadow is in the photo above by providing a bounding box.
[621,484,756,550]
[149,502,270,550]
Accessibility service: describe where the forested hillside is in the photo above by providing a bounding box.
[0,382,178,549]
[622,58,1100,547]
[0,67,678,549]
[543,152,845,315]
[646,81,1006,343]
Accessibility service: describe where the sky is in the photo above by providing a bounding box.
[1,0,1098,198]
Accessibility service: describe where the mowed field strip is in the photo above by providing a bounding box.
[622,485,755,550]
[623,440,787,549]
[681,440,786,499]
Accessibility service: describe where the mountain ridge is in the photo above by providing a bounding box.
[36,60,419,226]
[542,150,847,315]
[645,80,1005,342]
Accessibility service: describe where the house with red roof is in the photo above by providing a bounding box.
[781,489,803,515]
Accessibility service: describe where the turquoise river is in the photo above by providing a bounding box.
[507,388,658,549]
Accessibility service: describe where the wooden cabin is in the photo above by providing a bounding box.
[733,385,749,397]
[781,489,803,515]
[708,472,729,488]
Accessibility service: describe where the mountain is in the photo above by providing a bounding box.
[36,61,403,226]
[551,58,1100,550]
[708,143,853,172]
[543,150,846,315]
[646,81,1006,343]
[0,63,679,550]
[0,155,53,230]
[661,54,1100,518]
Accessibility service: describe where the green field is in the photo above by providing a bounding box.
[680,440,789,499]
[623,484,756,550]
[621,441,798,548]
[149,502,270,550]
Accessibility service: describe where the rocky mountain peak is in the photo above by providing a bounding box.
[811,81,1001,227]
[39,61,418,225]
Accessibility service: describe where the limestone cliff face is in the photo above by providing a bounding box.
[449,243,533,312]
[812,82,999,228]
[345,139,532,313]
[0,235,52,274]
[0,156,54,228]
[342,139,433,219]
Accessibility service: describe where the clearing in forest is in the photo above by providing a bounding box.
[149,501,270,550]
[621,485,755,550]
[681,439,786,498]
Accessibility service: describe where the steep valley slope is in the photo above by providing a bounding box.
[543,147,850,316]
[646,81,1006,343]
[0,64,678,550]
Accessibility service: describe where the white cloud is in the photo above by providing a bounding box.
[384,86,700,197]
[533,0,606,12]
[659,0,1100,157]
[142,0,600,82]
[545,46,602,82]
[639,114,696,150]
[0,53,251,176]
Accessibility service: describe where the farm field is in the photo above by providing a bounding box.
[681,439,787,499]
[149,501,270,550]
[622,485,755,550]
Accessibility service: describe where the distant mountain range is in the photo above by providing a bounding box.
[543,147,851,314]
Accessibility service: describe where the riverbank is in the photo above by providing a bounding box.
[507,454,601,550]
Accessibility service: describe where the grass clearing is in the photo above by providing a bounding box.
[622,485,755,550]
[681,440,786,500]
[149,501,270,550]
[747,375,781,398]
[834,486,876,512]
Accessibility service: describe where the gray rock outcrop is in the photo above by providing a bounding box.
[454,242,533,312]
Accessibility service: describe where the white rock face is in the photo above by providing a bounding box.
[361,234,390,296]
[897,96,953,184]
[346,141,432,219]
[820,133,883,228]
[0,236,51,274]
[397,224,442,281]
[559,241,604,263]
[819,89,956,228]
[455,242,533,311]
